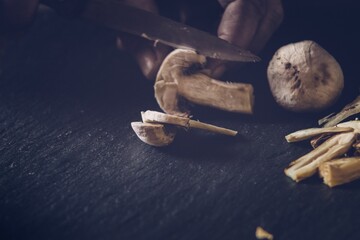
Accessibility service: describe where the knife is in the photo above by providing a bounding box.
[40,0,260,62]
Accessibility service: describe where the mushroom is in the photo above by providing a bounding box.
[155,49,254,116]
[131,110,238,147]
[267,40,344,112]
[141,110,237,136]
[131,122,176,147]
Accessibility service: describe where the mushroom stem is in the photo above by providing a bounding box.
[141,110,237,136]
[177,74,254,114]
[188,120,237,136]
[155,49,254,116]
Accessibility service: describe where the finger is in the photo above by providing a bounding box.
[116,0,171,80]
[217,0,265,50]
[117,34,171,80]
[210,0,266,77]
[176,0,222,34]
[248,0,283,53]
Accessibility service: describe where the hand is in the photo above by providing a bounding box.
[218,0,283,54]
[0,0,283,80]
[117,0,284,80]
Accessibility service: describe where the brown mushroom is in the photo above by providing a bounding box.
[131,110,238,147]
[267,40,344,112]
[131,122,176,147]
[154,49,254,116]
[141,110,237,136]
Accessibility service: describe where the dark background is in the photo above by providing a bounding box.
[1,0,359,239]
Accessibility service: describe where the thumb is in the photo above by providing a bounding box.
[116,0,171,80]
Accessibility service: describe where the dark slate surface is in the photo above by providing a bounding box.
[0,1,359,240]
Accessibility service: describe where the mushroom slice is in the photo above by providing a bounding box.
[131,122,176,147]
[155,49,254,116]
[141,110,237,136]
[285,126,353,143]
[319,95,360,127]
[285,132,357,182]
[319,157,360,187]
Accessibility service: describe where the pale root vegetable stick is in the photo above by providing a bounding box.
[285,132,356,182]
[311,120,360,147]
[337,120,360,133]
[310,133,332,149]
[319,157,360,187]
[319,95,360,127]
[255,226,273,240]
[353,141,360,156]
[285,126,353,143]
[141,110,238,136]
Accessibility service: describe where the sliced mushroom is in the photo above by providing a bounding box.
[131,110,238,147]
[131,122,176,147]
[155,49,254,116]
[319,95,360,127]
[141,110,238,136]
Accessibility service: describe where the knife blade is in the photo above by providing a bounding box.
[41,0,260,62]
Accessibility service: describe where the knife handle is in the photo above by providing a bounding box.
[40,0,89,16]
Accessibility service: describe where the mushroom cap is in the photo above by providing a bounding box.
[267,40,344,112]
[154,49,206,116]
[131,122,176,147]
